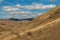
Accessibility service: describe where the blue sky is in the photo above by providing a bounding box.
[0,0,60,19]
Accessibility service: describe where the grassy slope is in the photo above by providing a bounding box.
[12,19,60,40]
[0,6,60,40]
[21,6,60,31]
[12,6,60,40]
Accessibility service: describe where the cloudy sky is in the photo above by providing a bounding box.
[0,0,60,19]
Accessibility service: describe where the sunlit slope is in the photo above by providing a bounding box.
[25,6,60,30]
[0,20,30,33]
[12,18,60,40]
[11,6,60,40]
[0,6,60,40]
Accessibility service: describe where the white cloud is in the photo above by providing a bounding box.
[3,6,32,14]
[3,3,56,19]
[2,12,41,19]
[3,6,20,12]
[3,15,12,19]
[16,4,23,8]
[3,3,56,12]
[15,3,56,10]
[3,5,41,19]
[0,0,3,3]
[24,3,56,10]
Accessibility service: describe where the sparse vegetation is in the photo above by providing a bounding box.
[27,32,32,36]
[0,23,5,25]
[0,6,60,40]
[49,14,53,18]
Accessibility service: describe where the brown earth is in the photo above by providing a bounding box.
[0,6,60,40]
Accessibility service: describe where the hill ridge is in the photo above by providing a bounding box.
[19,18,60,36]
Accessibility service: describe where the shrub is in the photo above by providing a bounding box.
[27,32,32,36]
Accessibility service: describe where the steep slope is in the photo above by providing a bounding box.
[25,6,60,30]
[12,18,60,40]
[11,6,60,40]
[0,18,60,40]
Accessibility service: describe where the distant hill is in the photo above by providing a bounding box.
[8,18,34,21]
[0,6,60,40]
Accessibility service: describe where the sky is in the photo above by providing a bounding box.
[0,0,60,19]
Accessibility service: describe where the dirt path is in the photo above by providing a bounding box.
[19,18,60,35]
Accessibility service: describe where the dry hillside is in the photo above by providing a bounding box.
[0,20,31,33]
[0,6,60,40]
[24,6,60,30]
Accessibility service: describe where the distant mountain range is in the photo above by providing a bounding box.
[8,18,34,21]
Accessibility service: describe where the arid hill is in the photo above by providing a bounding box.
[23,6,60,31]
[0,6,60,40]
[0,20,31,33]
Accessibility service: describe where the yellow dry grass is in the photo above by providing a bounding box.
[0,6,60,40]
